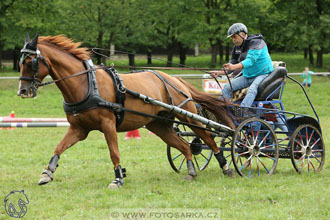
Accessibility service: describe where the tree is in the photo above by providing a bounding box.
[1,0,61,71]
[270,0,330,67]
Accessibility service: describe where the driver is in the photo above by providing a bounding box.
[210,23,273,107]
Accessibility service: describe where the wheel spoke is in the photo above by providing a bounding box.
[259,152,276,161]
[236,140,248,148]
[258,131,271,147]
[308,157,310,173]
[172,153,183,161]
[243,132,252,147]
[258,158,270,173]
[309,159,316,171]
[311,153,322,164]
[307,130,315,145]
[300,156,305,172]
[294,139,304,148]
[178,158,185,171]
[305,127,309,146]
[260,143,276,150]
[310,138,320,149]
[200,152,209,161]
[248,158,253,178]
[238,151,250,156]
[297,153,306,162]
[194,156,200,170]
[256,157,260,176]
[239,158,250,171]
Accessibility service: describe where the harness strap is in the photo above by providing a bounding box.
[147,70,174,105]
[103,66,126,126]
[63,60,126,128]
[144,70,192,113]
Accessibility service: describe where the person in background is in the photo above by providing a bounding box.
[210,23,273,107]
[301,67,314,87]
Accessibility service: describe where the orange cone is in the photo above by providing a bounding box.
[125,129,141,140]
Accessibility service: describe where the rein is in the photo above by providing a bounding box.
[92,48,235,99]
[39,66,109,87]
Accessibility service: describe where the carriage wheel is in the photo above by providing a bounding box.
[167,124,213,173]
[231,118,279,177]
[290,124,325,173]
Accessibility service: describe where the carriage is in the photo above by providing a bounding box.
[18,34,325,188]
[167,66,325,177]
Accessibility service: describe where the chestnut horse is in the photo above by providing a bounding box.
[17,33,235,188]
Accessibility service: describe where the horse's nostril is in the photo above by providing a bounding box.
[20,89,27,95]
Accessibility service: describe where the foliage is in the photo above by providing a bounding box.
[0,0,330,69]
[1,64,330,219]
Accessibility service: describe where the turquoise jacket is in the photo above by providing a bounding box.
[302,70,314,84]
[230,34,273,78]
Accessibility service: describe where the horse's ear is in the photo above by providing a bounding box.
[30,32,39,48]
[25,32,30,43]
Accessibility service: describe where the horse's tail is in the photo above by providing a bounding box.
[176,77,235,129]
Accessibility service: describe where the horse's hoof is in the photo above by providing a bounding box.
[184,175,196,181]
[38,174,52,185]
[107,178,124,189]
[223,168,235,178]
[107,183,120,189]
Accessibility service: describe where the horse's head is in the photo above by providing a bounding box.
[17,33,52,98]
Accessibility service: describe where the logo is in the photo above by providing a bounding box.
[4,190,29,218]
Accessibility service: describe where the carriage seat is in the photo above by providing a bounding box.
[255,66,288,100]
[232,62,287,101]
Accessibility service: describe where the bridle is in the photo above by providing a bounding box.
[19,46,52,96]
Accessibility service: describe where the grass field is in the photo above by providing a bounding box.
[1,54,330,219]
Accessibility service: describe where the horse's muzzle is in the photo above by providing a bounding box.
[17,82,37,98]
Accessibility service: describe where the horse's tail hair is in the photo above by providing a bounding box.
[176,77,235,129]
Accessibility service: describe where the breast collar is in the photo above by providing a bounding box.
[63,59,125,128]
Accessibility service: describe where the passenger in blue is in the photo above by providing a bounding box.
[210,23,273,107]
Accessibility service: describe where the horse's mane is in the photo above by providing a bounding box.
[39,35,90,61]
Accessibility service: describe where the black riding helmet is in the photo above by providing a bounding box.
[227,23,248,38]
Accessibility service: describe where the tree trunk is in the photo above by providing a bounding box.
[0,46,2,72]
[225,45,230,62]
[147,50,152,65]
[210,43,217,68]
[316,48,322,68]
[97,31,104,64]
[13,46,20,71]
[179,43,186,66]
[218,40,224,65]
[194,43,199,56]
[308,45,314,66]
[167,43,174,67]
[304,48,308,59]
[128,53,135,68]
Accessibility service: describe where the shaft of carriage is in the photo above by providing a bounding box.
[126,89,234,134]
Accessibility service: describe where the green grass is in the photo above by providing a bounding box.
[1,57,330,219]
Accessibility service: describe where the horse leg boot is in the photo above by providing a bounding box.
[214,151,235,177]
[38,154,60,185]
[108,165,127,189]
[185,160,197,180]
